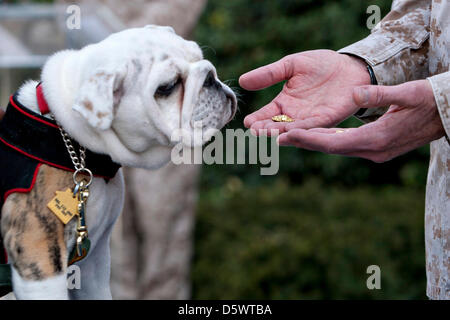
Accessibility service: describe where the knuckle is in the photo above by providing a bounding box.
[268,68,278,84]
[325,144,337,154]
[371,129,391,152]
[281,56,294,78]
[372,140,387,153]
[373,87,385,106]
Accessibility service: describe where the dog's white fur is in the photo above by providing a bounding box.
[7,25,236,299]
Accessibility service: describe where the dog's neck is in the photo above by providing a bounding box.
[17,51,79,118]
[16,81,43,116]
[16,50,106,155]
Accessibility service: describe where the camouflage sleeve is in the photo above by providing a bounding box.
[428,72,450,140]
[338,0,431,121]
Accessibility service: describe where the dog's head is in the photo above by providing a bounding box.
[45,26,236,169]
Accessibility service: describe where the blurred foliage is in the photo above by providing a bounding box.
[193,178,426,299]
[193,0,430,189]
[192,0,428,299]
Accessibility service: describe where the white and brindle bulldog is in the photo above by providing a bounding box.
[0,25,236,299]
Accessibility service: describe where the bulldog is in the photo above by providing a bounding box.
[0,25,236,299]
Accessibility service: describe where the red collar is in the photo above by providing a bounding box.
[36,83,50,115]
[0,94,121,179]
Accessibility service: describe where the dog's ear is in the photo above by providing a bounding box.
[73,67,126,130]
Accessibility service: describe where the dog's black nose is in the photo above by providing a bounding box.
[203,71,219,88]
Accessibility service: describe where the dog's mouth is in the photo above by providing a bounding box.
[225,89,238,123]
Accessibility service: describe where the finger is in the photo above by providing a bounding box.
[251,117,330,135]
[353,82,424,109]
[284,118,331,131]
[251,119,314,136]
[249,121,285,137]
[250,120,275,131]
[278,132,375,159]
[239,56,293,91]
[278,133,366,156]
[277,128,370,154]
[244,101,281,128]
[307,128,349,134]
[278,125,396,162]
[264,122,289,135]
[277,132,293,146]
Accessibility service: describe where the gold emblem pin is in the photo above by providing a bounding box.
[272,115,294,122]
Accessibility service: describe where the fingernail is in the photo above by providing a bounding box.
[355,87,370,106]
[250,128,257,136]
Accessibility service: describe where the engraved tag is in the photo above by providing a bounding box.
[47,188,78,224]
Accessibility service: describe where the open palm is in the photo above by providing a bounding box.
[240,50,371,134]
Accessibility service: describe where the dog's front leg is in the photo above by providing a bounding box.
[1,196,72,299]
[68,234,113,300]
[10,267,68,299]
[2,202,70,299]
[68,171,124,300]
[1,165,74,299]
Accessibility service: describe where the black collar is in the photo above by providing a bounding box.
[0,94,121,179]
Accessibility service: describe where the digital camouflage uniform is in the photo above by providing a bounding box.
[339,0,449,299]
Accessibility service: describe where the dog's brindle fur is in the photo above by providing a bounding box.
[1,164,76,281]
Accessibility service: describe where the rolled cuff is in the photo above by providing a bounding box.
[339,31,429,122]
[428,71,450,141]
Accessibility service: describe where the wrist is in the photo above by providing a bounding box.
[341,53,377,117]
[341,53,372,86]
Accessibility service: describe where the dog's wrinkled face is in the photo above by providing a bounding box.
[70,25,236,169]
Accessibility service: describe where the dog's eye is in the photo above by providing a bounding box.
[155,79,180,97]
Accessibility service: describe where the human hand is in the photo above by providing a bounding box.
[239,50,371,135]
[0,109,4,121]
[277,80,445,162]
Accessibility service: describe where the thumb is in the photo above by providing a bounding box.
[239,56,294,91]
[353,83,421,108]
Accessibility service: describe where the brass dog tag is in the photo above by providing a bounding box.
[47,188,78,224]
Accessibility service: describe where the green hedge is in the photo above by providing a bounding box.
[192,179,426,299]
